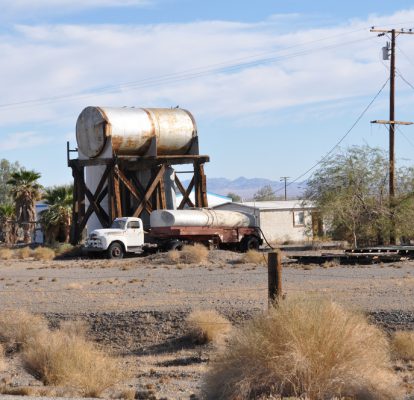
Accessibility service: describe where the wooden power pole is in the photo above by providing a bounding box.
[280,176,290,201]
[370,27,414,244]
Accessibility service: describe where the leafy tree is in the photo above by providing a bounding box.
[227,192,242,202]
[0,159,20,204]
[305,145,414,247]
[253,185,277,201]
[7,169,42,243]
[39,185,73,244]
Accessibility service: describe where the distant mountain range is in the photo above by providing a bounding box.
[185,177,307,200]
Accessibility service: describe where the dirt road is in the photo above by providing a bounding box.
[0,250,414,399]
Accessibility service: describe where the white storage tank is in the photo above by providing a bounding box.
[150,209,256,228]
[76,107,197,157]
[76,106,197,234]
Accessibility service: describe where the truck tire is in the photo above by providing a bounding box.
[107,242,124,259]
[240,236,260,252]
[168,240,183,251]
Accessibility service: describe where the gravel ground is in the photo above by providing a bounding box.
[0,249,414,399]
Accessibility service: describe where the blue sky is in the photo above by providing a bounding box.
[1,0,414,187]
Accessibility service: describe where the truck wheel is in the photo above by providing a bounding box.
[168,240,183,251]
[107,242,124,259]
[240,236,260,252]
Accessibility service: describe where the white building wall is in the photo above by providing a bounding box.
[259,209,312,243]
[213,201,314,243]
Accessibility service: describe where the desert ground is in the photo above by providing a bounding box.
[0,249,414,399]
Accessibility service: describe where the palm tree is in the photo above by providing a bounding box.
[7,169,42,244]
[39,185,73,244]
[0,203,15,244]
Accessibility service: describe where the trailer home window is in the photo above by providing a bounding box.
[293,211,305,227]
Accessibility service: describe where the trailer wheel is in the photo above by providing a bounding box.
[168,240,183,251]
[240,236,260,252]
[107,242,124,259]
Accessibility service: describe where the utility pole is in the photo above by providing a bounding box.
[370,27,414,244]
[280,176,290,200]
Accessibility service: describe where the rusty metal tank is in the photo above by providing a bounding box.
[76,107,197,158]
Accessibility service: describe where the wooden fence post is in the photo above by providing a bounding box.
[268,251,282,307]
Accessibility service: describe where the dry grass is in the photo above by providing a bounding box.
[179,243,209,264]
[118,388,136,400]
[0,309,48,349]
[66,282,84,290]
[0,386,34,396]
[54,243,83,258]
[322,260,340,268]
[203,298,400,400]
[167,249,181,264]
[241,250,265,264]
[33,247,55,261]
[0,344,5,371]
[391,330,414,361]
[0,248,13,260]
[16,247,32,259]
[23,328,121,397]
[186,310,231,344]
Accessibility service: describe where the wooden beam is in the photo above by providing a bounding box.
[78,187,108,233]
[158,174,167,209]
[117,168,154,213]
[81,164,112,228]
[198,163,208,207]
[132,165,166,217]
[113,168,122,218]
[178,176,195,209]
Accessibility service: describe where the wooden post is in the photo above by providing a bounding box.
[268,251,282,307]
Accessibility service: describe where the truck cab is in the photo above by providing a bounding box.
[85,217,144,259]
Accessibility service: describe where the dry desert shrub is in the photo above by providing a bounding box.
[0,309,48,349]
[167,249,181,264]
[0,248,13,260]
[186,310,231,344]
[241,250,264,264]
[180,243,209,264]
[33,247,55,261]
[0,344,5,371]
[391,330,414,361]
[16,247,32,259]
[203,298,400,400]
[23,329,121,397]
[54,243,83,258]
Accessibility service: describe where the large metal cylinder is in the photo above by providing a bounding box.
[150,209,256,228]
[76,107,197,158]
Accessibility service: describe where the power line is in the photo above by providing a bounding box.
[0,33,374,110]
[396,69,414,91]
[273,77,390,195]
[396,125,414,150]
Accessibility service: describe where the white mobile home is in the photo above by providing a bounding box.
[214,200,318,243]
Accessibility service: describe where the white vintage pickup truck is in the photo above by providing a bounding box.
[84,210,262,259]
[85,217,147,259]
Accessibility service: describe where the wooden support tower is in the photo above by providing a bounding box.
[68,146,209,245]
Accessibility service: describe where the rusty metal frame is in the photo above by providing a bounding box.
[68,153,209,245]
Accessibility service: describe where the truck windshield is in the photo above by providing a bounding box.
[111,220,126,230]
